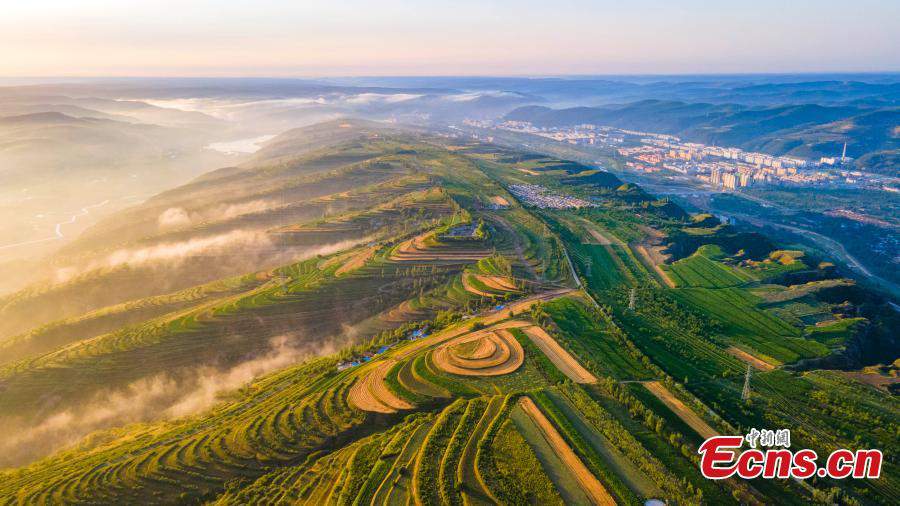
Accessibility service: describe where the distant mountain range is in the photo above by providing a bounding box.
[0,75,896,279]
[505,100,900,176]
[326,75,900,107]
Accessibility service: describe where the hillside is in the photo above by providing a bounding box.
[505,100,900,175]
[0,121,896,505]
[0,120,422,339]
[0,112,210,183]
[0,102,234,278]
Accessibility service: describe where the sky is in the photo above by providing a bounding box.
[1,0,898,76]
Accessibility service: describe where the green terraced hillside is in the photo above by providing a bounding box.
[1,121,896,506]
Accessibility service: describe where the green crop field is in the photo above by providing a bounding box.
[542,296,656,380]
[0,122,896,506]
[670,286,830,363]
[663,245,756,288]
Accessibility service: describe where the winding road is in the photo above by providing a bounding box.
[0,199,110,251]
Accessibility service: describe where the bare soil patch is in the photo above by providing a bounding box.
[349,360,414,413]
[633,244,676,288]
[462,274,517,297]
[335,246,376,276]
[522,326,597,384]
[838,370,900,392]
[518,397,616,506]
[476,274,517,291]
[644,381,718,440]
[462,275,494,297]
[726,346,776,371]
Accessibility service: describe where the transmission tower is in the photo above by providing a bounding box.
[628,288,636,310]
[741,364,752,401]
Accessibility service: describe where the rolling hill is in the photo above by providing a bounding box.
[0,120,896,505]
[505,100,900,175]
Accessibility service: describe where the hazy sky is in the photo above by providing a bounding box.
[2,0,898,76]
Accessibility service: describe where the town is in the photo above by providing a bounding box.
[506,184,594,209]
[465,119,896,193]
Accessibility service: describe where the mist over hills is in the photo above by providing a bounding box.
[0,73,894,302]
[3,0,899,496]
[323,75,900,106]
[0,118,895,505]
[0,74,896,290]
[0,120,410,338]
[0,89,240,281]
[0,112,213,183]
[0,78,535,287]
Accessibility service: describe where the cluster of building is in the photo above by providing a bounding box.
[335,328,429,371]
[443,223,478,237]
[620,139,853,189]
[335,345,390,371]
[475,120,888,192]
[506,184,593,209]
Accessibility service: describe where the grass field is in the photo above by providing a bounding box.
[0,127,895,506]
[543,296,655,381]
[662,245,756,288]
[671,286,829,363]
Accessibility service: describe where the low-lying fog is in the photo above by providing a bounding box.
[0,335,341,469]
[0,77,536,468]
[206,134,277,155]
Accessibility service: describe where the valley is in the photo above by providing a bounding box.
[0,120,896,505]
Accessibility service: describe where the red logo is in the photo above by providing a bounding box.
[699,433,881,480]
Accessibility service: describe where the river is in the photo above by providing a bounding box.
[205,134,276,155]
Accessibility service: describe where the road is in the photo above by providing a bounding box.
[0,199,110,251]
[649,183,899,300]
[721,207,900,299]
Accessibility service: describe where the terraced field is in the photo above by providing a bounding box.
[432,327,525,377]
[348,313,551,414]
[0,150,429,341]
[0,243,444,438]
[0,272,271,367]
[389,232,491,264]
[2,124,896,506]
[521,325,597,384]
[517,396,617,506]
[662,245,756,289]
[644,381,719,440]
[461,273,519,297]
[5,286,585,502]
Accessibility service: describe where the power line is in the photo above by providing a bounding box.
[741,364,752,401]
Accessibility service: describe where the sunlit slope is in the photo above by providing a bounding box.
[0,123,895,506]
[0,132,571,470]
[0,187,466,466]
[0,291,691,505]
[0,147,575,502]
[0,273,270,367]
[0,126,462,341]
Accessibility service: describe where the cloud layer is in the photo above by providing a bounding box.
[0,334,338,468]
